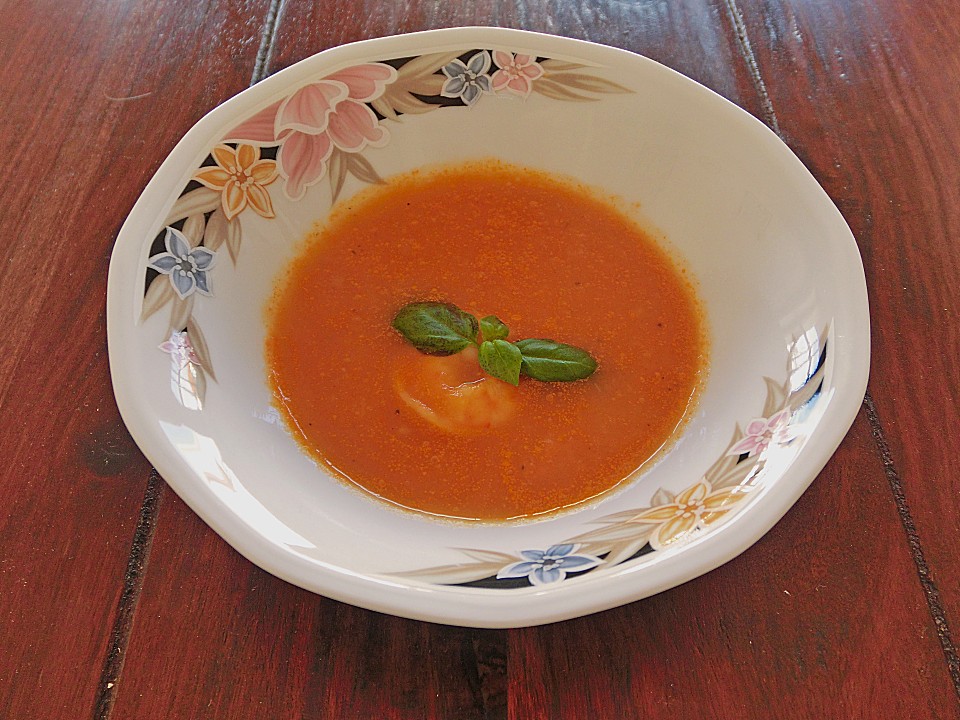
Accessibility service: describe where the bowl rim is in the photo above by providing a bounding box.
[107,26,870,627]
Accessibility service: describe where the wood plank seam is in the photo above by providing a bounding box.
[720,0,781,137]
[91,7,287,717]
[864,394,960,698]
[92,472,165,720]
[721,0,960,701]
[251,0,285,85]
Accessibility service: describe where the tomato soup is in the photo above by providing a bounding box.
[266,162,706,521]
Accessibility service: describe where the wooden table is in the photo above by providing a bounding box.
[3,1,959,717]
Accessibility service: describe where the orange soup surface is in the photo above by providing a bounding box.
[266,162,706,521]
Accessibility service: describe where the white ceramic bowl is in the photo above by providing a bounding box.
[107,27,869,627]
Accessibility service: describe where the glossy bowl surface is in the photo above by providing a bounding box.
[108,27,869,627]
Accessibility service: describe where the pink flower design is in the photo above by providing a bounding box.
[159,331,200,365]
[224,63,397,200]
[728,409,793,457]
[490,51,544,97]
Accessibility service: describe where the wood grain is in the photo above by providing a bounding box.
[111,493,506,720]
[731,0,960,687]
[103,1,958,718]
[510,415,957,717]
[0,0,270,718]
[0,0,950,715]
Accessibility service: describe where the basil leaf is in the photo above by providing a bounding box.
[392,301,478,355]
[515,338,598,381]
[478,339,522,386]
[479,315,509,341]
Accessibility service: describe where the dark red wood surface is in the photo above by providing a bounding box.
[0,1,269,719]
[1,0,958,718]
[736,0,960,677]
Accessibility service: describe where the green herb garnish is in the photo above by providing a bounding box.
[514,338,598,382]
[390,301,478,355]
[479,315,510,342]
[478,338,523,386]
[392,301,598,385]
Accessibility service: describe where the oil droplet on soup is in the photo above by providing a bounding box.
[266,161,707,521]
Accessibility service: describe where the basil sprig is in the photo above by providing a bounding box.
[391,301,478,355]
[479,315,509,342]
[478,339,522,386]
[514,338,597,381]
[392,301,598,385]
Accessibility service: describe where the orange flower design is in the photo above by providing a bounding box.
[629,480,748,550]
[194,144,278,220]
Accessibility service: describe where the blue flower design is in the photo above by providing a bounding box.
[441,51,493,106]
[496,544,602,586]
[148,227,216,299]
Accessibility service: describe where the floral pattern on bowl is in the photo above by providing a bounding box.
[139,49,630,408]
